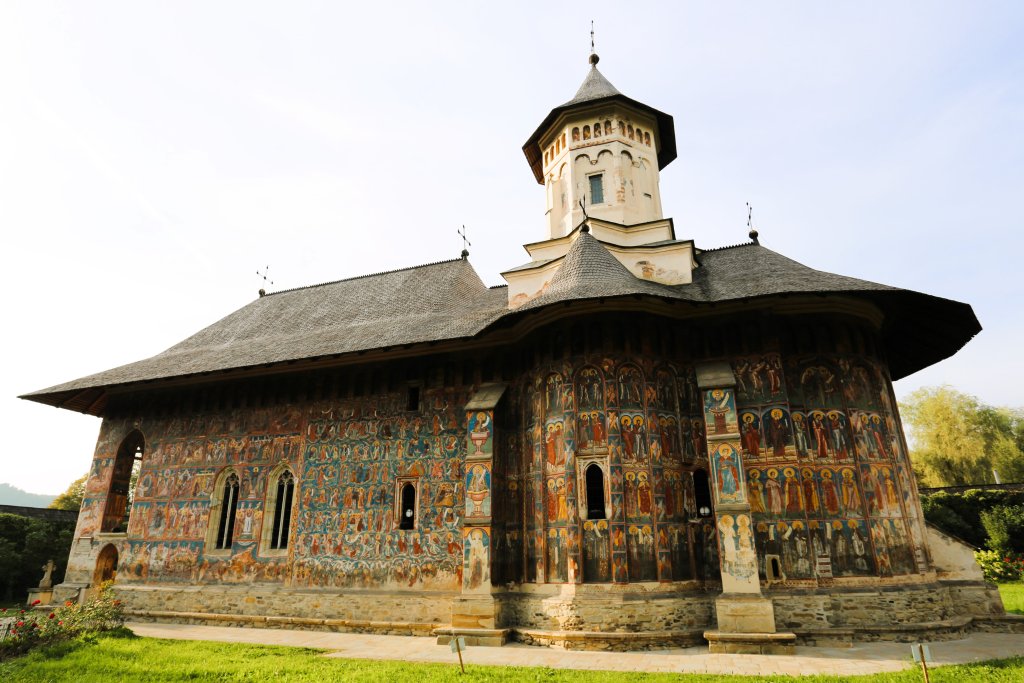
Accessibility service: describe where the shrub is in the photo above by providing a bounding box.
[975,550,1024,583]
[0,582,124,661]
[981,504,1024,555]
[921,489,1024,549]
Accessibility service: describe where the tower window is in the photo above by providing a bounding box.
[406,385,420,411]
[589,174,604,204]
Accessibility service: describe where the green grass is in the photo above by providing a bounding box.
[1,630,1023,682]
[999,581,1024,614]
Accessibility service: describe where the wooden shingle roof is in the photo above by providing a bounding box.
[21,235,979,413]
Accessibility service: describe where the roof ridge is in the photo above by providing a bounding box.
[265,257,468,297]
[698,240,759,254]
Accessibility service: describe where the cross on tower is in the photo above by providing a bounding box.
[458,225,471,259]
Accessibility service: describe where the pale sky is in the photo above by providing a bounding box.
[2,1,1022,496]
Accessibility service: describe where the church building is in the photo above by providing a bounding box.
[23,52,1015,652]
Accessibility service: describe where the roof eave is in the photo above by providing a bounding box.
[522,94,677,184]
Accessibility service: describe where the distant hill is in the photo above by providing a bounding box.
[0,483,56,507]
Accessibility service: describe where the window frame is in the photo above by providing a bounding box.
[588,173,604,205]
[259,464,296,557]
[575,454,609,521]
[395,476,420,530]
[205,468,241,555]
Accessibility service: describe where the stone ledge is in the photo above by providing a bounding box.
[704,629,796,655]
[514,627,706,651]
[125,609,438,636]
[971,614,1024,634]
[434,627,510,647]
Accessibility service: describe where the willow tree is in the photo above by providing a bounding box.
[900,386,1024,487]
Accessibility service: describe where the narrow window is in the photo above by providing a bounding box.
[693,470,714,518]
[399,483,416,529]
[216,473,240,549]
[270,470,294,550]
[406,385,420,411]
[589,174,604,204]
[585,464,606,519]
[583,125,591,140]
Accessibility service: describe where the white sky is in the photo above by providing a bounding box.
[2,1,1022,495]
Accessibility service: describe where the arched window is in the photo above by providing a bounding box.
[215,473,240,550]
[593,122,602,137]
[693,470,714,518]
[583,125,591,140]
[270,470,294,550]
[644,131,651,146]
[585,464,606,519]
[102,430,144,533]
[604,120,612,135]
[399,483,416,530]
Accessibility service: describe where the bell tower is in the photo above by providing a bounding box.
[523,53,678,239]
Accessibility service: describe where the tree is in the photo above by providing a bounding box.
[48,474,87,512]
[900,386,1024,487]
[0,513,74,602]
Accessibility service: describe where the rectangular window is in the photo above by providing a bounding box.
[406,385,420,411]
[589,174,604,204]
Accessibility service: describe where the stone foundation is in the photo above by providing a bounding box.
[99,577,1020,649]
[499,582,716,633]
[115,583,454,636]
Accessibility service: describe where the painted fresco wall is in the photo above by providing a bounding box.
[501,343,927,588]
[735,353,928,583]
[73,387,469,591]
[509,355,715,585]
[68,324,929,597]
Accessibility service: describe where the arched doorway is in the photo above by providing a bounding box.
[94,544,118,585]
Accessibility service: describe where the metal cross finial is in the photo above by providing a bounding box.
[578,198,590,232]
[458,225,471,258]
[256,265,273,297]
[746,202,760,244]
[591,21,595,54]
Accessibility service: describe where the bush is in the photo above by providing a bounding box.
[975,550,1024,583]
[921,489,1024,549]
[0,583,124,661]
[981,504,1024,555]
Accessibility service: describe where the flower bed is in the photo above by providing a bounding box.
[0,583,124,660]
[975,550,1024,583]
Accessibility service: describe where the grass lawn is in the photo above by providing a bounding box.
[998,581,1024,614]
[1,630,1024,683]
